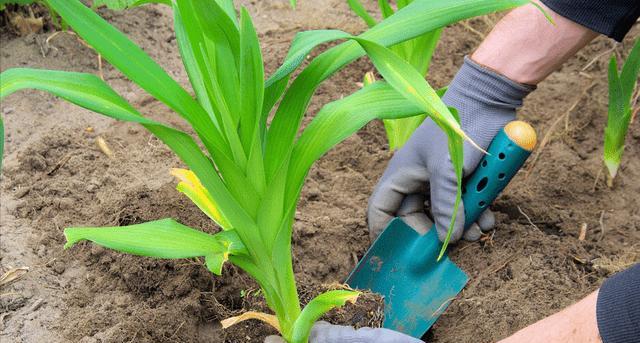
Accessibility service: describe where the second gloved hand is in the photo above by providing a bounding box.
[264,321,423,343]
[368,56,535,243]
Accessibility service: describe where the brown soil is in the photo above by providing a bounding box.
[1,2,638,343]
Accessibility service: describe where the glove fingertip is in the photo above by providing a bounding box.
[477,209,496,231]
[463,223,482,241]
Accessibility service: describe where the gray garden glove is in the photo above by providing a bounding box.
[264,321,422,343]
[368,56,535,243]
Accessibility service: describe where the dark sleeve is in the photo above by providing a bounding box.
[540,0,640,41]
[596,263,640,343]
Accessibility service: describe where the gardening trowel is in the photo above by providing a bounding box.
[346,121,537,338]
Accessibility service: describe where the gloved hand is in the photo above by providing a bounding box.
[368,56,535,243]
[264,321,423,343]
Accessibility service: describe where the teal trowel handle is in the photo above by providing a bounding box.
[461,120,537,228]
[411,121,538,263]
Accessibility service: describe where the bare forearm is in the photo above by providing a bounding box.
[472,1,598,85]
[498,290,602,343]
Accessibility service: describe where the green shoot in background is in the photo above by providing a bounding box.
[0,0,35,11]
[0,0,530,341]
[604,38,639,187]
[348,0,442,150]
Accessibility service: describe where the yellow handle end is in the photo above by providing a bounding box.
[504,121,537,151]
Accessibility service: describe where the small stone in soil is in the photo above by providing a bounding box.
[52,261,66,275]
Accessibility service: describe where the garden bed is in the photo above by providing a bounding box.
[1,1,638,342]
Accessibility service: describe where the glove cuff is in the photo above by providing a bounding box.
[456,56,536,109]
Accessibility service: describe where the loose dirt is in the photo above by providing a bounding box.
[1,1,638,343]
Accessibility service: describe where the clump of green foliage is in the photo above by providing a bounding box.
[603,38,639,187]
[0,0,530,341]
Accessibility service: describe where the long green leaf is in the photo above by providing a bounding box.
[347,0,378,28]
[620,39,640,102]
[603,39,639,181]
[0,68,264,262]
[378,0,394,19]
[64,219,246,275]
[352,38,469,141]
[604,58,631,179]
[215,0,239,27]
[437,108,464,260]
[266,30,352,88]
[173,1,262,215]
[173,5,218,127]
[239,7,265,155]
[265,0,528,179]
[290,290,360,343]
[1,68,166,126]
[175,0,246,167]
[0,66,287,318]
[92,0,170,9]
[45,0,230,161]
[288,82,423,198]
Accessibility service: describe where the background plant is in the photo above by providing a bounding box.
[603,38,639,187]
[347,0,442,150]
[0,0,529,341]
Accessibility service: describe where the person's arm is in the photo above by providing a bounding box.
[472,1,598,85]
[498,291,602,343]
[499,264,640,343]
[368,1,600,243]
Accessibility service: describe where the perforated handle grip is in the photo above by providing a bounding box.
[462,121,537,228]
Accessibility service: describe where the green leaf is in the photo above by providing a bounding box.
[1,68,162,126]
[603,39,639,182]
[92,0,169,10]
[290,290,360,343]
[620,38,640,103]
[173,3,261,217]
[173,6,219,127]
[265,0,527,179]
[288,81,423,199]
[437,107,464,260]
[64,219,247,275]
[352,38,469,142]
[383,88,445,150]
[0,67,261,257]
[347,0,378,28]
[0,0,36,5]
[0,65,285,316]
[45,0,231,161]
[174,0,246,167]
[397,0,411,9]
[377,0,394,19]
[216,0,239,27]
[401,28,442,77]
[238,7,265,155]
[266,30,352,88]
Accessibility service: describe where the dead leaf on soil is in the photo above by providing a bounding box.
[0,267,29,288]
[220,311,281,332]
[96,136,114,158]
[9,14,43,36]
[578,223,587,241]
